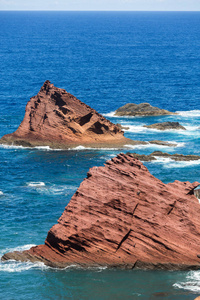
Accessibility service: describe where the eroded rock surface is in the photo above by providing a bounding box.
[0,81,133,149]
[144,121,186,131]
[2,153,200,270]
[115,103,176,117]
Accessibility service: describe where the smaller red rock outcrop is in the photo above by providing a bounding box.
[2,153,200,270]
[0,81,133,148]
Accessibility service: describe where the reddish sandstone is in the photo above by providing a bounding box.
[2,153,200,270]
[0,81,134,148]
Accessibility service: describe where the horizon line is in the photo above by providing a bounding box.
[0,9,200,12]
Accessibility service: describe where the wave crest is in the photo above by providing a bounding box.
[27,182,45,187]
[173,271,200,292]
[176,110,200,117]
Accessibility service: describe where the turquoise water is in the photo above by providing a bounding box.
[0,11,200,299]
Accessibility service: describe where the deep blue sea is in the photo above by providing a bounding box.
[0,11,200,299]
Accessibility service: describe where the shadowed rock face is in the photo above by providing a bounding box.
[115,103,176,117]
[2,153,200,270]
[144,121,186,131]
[0,81,130,148]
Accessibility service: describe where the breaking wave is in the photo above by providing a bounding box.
[0,244,108,273]
[0,244,36,258]
[125,141,184,150]
[0,260,48,273]
[176,110,200,117]
[120,124,200,136]
[0,144,62,151]
[0,244,49,273]
[27,182,45,187]
[173,271,200,292]
[152,157,200,168]
[38,184,76,196]
[102,111,116,117]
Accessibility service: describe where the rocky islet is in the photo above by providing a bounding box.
[0,82,182,150]
[143,121,186,131]
[0,81,130,149]
[129,151,200,162]
[2,153,200,270]
[114,103,177,117]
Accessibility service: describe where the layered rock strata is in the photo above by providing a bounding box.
[0,81,138,149]
[2,153,200,270]
[115,103,176,116]
[144,122,186,130]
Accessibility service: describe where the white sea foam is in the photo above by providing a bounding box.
[164,159,200,168]
[124,141,184,150]
[151,157,200,168]
[0,244,36,258]
[38,184,77,196]
[173,271,200,292]
[124,124,200,136]
[27,182,45,187]
[123,125,147,133]
[103,111,148,118]
[0,144,29,150]
[0,244,51,272]
[184,125,200,131]
[0,190,4,196]
[0,143,134,152]
[176,110,200,117]
[102,111,116,117]
[0,144,62,151]
[70,145,87,150]
[0,260,48,273]
[69,145,124,151]
[62,264,108,271]
[34,146,51,150]
[34,146,62,151]
[174,142,185,148]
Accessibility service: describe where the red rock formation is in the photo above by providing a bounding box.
[2,153,200,270]
[0,81,134,148]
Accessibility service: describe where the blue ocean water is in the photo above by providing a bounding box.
[0,11,200,299]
